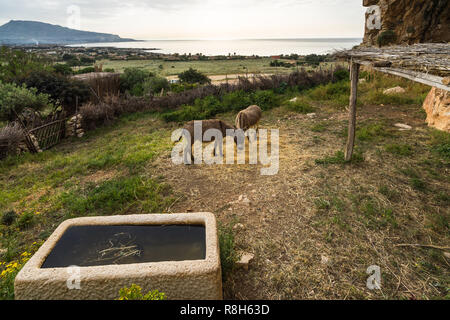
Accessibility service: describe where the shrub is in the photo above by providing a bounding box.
[178,68,211,85]
[16,211,35,230]
[75,67,96,75]
[53,64,73,76]
[251,90,280,110]
[19,71,91,115]
[377,30,397,47]
[0,81,52,121]
[120,68,155,96]
[333,69,350,81]
[0,123,24,156]
[1,210,17,226]
[143,76,170,95]
[117,284,167,300]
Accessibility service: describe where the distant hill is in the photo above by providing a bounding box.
[0,20,136,45]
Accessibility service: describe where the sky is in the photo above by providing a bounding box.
[0,0,366,40]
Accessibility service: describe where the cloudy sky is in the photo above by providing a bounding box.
[0,0,366,39]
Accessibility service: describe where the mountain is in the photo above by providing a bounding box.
[0,20,137,45]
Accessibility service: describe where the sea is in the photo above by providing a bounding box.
[69,38,362,56]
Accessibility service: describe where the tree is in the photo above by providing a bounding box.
[0,46,52,83]
[0,81,52,121]
[178,68,210,85]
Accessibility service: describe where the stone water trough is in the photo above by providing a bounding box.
[15,213,222,300]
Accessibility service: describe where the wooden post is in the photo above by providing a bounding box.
[345,61,360,162]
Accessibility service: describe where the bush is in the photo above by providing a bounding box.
[1,210,17,226]
[0,81,52,121]
[143,76,170,95]
[53,64,73,76]
[19,71,91,115]
[178,68,211,85]
[333,69,350,81]
[74,67,96,75]
[120,68,154,96]
[377,30,397,47]
[117,284,167,300]
[17,211,35,230]
[0,123,24,155]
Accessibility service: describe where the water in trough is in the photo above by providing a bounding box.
[41,225,206,268]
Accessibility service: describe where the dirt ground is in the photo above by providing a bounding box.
[151,103,449,300]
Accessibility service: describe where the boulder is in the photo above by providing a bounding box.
[422,87,450,132]
[383,86,406,95]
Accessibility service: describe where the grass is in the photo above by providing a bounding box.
[286,99,316,114]
[429,129,450,161]
[384,143,414,156]
[218,222,238,281]
[315,150,364,165]
[0,113,176,299]
[1,70,448,301]
[94,58,296,76]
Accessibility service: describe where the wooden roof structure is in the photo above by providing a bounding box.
[336,43,450,161]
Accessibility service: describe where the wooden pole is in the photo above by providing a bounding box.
[345,60,360,162]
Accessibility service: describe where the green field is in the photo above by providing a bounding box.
[94,58,301,76]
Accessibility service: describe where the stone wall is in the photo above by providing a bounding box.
[363,0,450,46]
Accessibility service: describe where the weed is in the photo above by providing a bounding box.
[218,223,238,281]
[1,211,17,226]
[310,122,328,132]
[16,211,35,230]
[117,284,167,300]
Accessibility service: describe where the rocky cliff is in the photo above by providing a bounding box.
[362,0,450,46]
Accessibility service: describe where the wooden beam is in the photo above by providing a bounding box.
[354,59,450,91]
[345,61,360,162]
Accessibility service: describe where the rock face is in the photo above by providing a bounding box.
[422,87,450,132]
[363,0,450,46]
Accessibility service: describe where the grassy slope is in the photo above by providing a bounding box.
[0,72,449,300]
